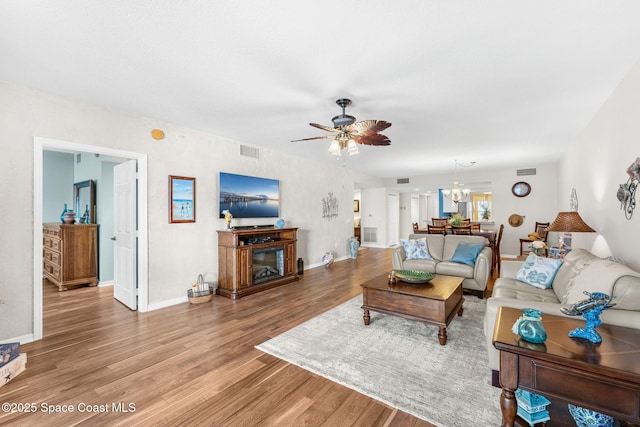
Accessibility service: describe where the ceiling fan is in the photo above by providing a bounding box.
[292,98,392,156]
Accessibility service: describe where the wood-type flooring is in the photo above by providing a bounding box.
[2,247,497,426]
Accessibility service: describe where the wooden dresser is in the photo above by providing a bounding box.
[43,223,98,291]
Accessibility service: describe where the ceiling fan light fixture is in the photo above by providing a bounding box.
[347,139,359,156]
[291,98,392,159]
[328,139,341,156]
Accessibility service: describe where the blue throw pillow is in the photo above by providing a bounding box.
[401,237,432,260]
[516,254,563,289]
[450,242,484,266]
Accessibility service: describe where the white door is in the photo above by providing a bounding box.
[113,160,137,310]
[387,193,399,246]
[411,195,419,225]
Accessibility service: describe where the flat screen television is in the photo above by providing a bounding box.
[219,172,280,218]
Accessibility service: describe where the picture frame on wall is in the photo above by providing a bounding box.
[354,199,360,212]
[169,175,196,223]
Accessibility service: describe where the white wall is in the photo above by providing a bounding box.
[0,81,381,341]
[42,151,74,222]
[557,58,640,271]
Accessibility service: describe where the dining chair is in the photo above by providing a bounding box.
[427,224,447,235]
[495,223,504,274]
[519,221,550,256]
[412,222,419,232]
[470,222,481,232]
[432,218,449,226]
[461,218,471,225]
[451,224,472,235]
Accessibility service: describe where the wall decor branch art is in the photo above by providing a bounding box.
[617,157,640,220]
[322,192,339,220]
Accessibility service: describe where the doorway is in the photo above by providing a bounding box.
[33,137,149,341]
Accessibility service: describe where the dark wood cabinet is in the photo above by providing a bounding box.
[217,227,298,299]
[43,223,98,291]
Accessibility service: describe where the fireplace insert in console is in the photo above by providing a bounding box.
[217,227,298,299]
[252,246,285,285]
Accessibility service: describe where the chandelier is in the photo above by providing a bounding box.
[328,132,359,156]
[442,160,474,204]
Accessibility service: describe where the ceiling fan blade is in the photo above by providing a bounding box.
[291,135,335,142]
[347,120,392,135]
[309,123,340,133]
[353,133,391,146]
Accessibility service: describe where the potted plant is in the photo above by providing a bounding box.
[450,213,463,226]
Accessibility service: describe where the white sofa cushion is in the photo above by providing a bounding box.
[491,278,560,304]
[563,258,640,309]
[550,248,597,301]
[436,261,474,278]
[402,258,438,272]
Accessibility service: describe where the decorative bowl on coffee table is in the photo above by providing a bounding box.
[394,270,435,284]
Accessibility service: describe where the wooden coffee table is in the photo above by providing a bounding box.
[360,273,464,345]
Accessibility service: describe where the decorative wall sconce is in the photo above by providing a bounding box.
[617,157,640,219]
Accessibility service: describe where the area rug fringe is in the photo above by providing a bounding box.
[256,294,501,427]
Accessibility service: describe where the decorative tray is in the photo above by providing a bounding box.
[394,270,434,284]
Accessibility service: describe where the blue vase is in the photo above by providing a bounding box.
[82,204,91,224]
[349,237,360,259]
[516,308,547,343]
[568,404,614,427]
[60,203,68,223]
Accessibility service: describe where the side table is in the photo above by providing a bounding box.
[492,306,640,426]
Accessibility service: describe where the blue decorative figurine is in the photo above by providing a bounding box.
[512,308,547,343]
[561,291,616,343]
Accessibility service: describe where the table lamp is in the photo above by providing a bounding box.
[546,211,596,251]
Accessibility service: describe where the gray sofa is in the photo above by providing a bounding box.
[484,248,640,373]
[391,233,492,298]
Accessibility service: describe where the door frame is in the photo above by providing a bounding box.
[33,137,149,341]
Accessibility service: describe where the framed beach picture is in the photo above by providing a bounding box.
[169,175,196,223]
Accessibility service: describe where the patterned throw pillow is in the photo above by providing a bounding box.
[401,237,432,260]
[450,242,484,266]
[516,253,563,289]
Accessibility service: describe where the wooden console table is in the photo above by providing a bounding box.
[217,227,298,299]
[493,306,640,426]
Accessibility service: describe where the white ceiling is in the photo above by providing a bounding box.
[3,1,640,181]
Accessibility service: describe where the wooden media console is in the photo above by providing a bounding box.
[217,227,298,299]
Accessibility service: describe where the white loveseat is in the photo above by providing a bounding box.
[484,248,640,373]
[391,233,492,298]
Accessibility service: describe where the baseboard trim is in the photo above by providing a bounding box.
[98,280,114,287]
[4,333,36,345]
[147,295,188,311]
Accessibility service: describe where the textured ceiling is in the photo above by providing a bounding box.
[2,1,640,183]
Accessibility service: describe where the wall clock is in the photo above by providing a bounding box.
[512,181,531,197]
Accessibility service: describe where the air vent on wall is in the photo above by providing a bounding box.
[363,227,378,243]
[397,178,410,184]
[517,168,536,176]
[240,145,260,159]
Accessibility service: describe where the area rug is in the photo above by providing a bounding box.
[256,295,501,427]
